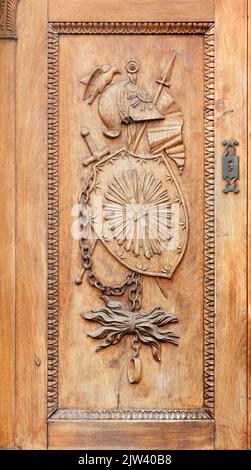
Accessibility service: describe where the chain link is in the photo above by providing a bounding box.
[80,239,134,296]
[131,334,141,358]
[78,170,95,205]
[128,272,142,311]
[80,239,143,306]
[78,172,143,308]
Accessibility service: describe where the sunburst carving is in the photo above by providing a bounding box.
[103,169,172,259]
[48,20,215,414]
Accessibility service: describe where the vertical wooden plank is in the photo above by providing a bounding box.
[0,40,15,448]
[215,0,248,449]
[15,0,48,449]
[248,0,251,451]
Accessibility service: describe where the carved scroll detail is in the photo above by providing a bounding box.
[0,0,18,39]
[47,21,215,417]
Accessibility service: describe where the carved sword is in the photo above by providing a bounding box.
[132,51,177,154]
[81,127,110,166]
[131,52,177,298]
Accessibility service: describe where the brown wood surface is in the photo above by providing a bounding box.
[248,0,251,451]
[0,0,249,451]
[15,0,48,449]
[215,0,248,450]
[48,419,214,450]
[58,33,204,411]
[49,0,214,22]
[0,39,15,448]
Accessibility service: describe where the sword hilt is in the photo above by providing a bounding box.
[81,127,110,166]
[156,79,170,88]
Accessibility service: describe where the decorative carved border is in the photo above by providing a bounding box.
[48,24,59,416]
[52,408,211,421]
[49,21,212,35]
[203,25,215,415]
[0,0,18,39]
[48,22,215,419]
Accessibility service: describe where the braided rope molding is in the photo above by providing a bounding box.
[47,21,215,418]
[203,25,215,414]
[50,408,211,421]
[0,0,18,38]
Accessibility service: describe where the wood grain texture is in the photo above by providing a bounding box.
[0,39,15,448]
[8,0,249,451]
[49,0,214,22]
[0,0,18,39]
[15,0,48,449]
[248,0,251,451]
[215,0,248,449]
[48,419,214,450]
[57,32,205,411]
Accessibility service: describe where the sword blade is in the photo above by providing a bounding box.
[153,51,177,104]
[132,51,176,153]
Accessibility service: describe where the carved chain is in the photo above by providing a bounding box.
[79,240,142,310]
[78,173,143,310]
[79,170,95,205]
[128,271,142,311]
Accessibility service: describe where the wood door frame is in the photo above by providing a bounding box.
[0,0,17,449]
[248,0,251,451]
[0,0,249,449]
[215,0,248,449]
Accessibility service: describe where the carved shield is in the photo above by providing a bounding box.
[88,149,188,278]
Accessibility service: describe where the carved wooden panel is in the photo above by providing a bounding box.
[0,0,17,38]
[48,22,215,421]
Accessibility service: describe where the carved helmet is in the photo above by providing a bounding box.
[98,80,164,138]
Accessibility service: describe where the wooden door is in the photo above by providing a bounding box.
[0,0,250,450]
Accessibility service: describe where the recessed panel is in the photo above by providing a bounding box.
[56,33,205,410]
